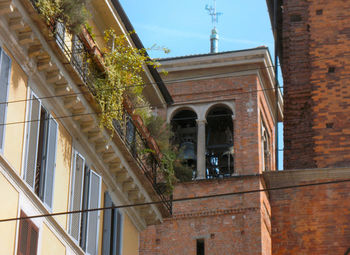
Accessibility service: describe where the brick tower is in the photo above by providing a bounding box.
[267,0,350,169]
[140,48,282,255]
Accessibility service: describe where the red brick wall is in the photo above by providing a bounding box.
[280,0,314,169]
[140,177,271,255]
[165,74,275,173]
[281,0,350,169]
[265,169,350,254]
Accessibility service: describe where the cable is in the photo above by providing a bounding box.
[0,177,349,223]
[3,33,349,107]
[0,63,283,106]
[0,85,282,126]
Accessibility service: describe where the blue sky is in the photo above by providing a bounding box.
[119,0,283,169]
[119,0,275,58]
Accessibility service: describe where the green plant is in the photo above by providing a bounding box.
[36,0,90,33]
[84,22,96,41]
[93,29,159,131]
[144,115,193,192]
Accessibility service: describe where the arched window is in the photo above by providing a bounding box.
[205,107,234,178]
[171,110,198,180]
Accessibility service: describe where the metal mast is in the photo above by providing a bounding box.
[205,0,222,53]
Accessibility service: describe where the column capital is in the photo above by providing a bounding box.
[196,119,207,125]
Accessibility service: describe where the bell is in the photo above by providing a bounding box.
[179,141,196,160]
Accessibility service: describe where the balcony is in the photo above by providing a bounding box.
[21,0,172,215]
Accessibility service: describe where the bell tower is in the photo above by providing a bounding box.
[140,48,282,255]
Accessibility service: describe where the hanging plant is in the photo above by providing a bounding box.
[93,29,159,131]
[36,0,90,33]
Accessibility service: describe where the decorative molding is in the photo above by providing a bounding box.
[167,207,260,220]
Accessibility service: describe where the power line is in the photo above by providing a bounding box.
[0,63,283,106]
[0,85,282,126]
[0,177,349,223]
[2,37,347,107]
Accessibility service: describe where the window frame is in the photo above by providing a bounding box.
[0,47,12,154]
[84,168,102,255]
[17,211,39,255]
[22,90,58,210]
[68,150,86,244]
[102,191,124,255]
[74,163,102,255]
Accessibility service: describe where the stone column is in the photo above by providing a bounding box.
[196,119,206,179]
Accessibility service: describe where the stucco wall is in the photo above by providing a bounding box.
[123,214,140,255]
[52,121,72,228]
[2,48,27,175]
[41,223,66,255]
[0,171,19,255]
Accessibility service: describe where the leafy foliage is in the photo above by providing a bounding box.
[36,0,90,33]
[93,29,159,131]
[144,115,193,193]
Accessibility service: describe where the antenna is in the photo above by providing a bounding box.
[205,0,223,28]
[205,0,223,53]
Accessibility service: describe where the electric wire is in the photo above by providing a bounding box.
[0,85,282,127]
[0,177,349,223]
[0,63,283,106]
[2,50,344,107]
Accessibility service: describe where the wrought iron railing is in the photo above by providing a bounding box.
[206,145,234,179]
[29,0,172,213]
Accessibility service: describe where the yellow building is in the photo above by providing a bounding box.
[0,0,172,254]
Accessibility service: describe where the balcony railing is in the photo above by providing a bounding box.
[29,0,172,213]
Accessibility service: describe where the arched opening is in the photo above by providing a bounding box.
[206,106,234,178]
[171,110,198,180]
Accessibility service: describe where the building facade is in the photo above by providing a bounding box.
[140,48,283,255]
[267,0,350,170]
[264,0,350,254]
[0,0,171,254]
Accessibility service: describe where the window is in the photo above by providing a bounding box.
[196,239,204,255]
[0,47,11,152]
[68,152,85,243]
[261,121,270,171]
[17,211,39,255]
[23,92,58,209]
[68,153,101,255]
[102,191,123,255]
[80,166,101,255]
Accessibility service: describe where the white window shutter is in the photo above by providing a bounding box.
[0,48,11,151]
[69,152,85,242]
[24,94,41,188]
[43,117,57,209]
[102,192,113,255]
[86,169,101,255]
